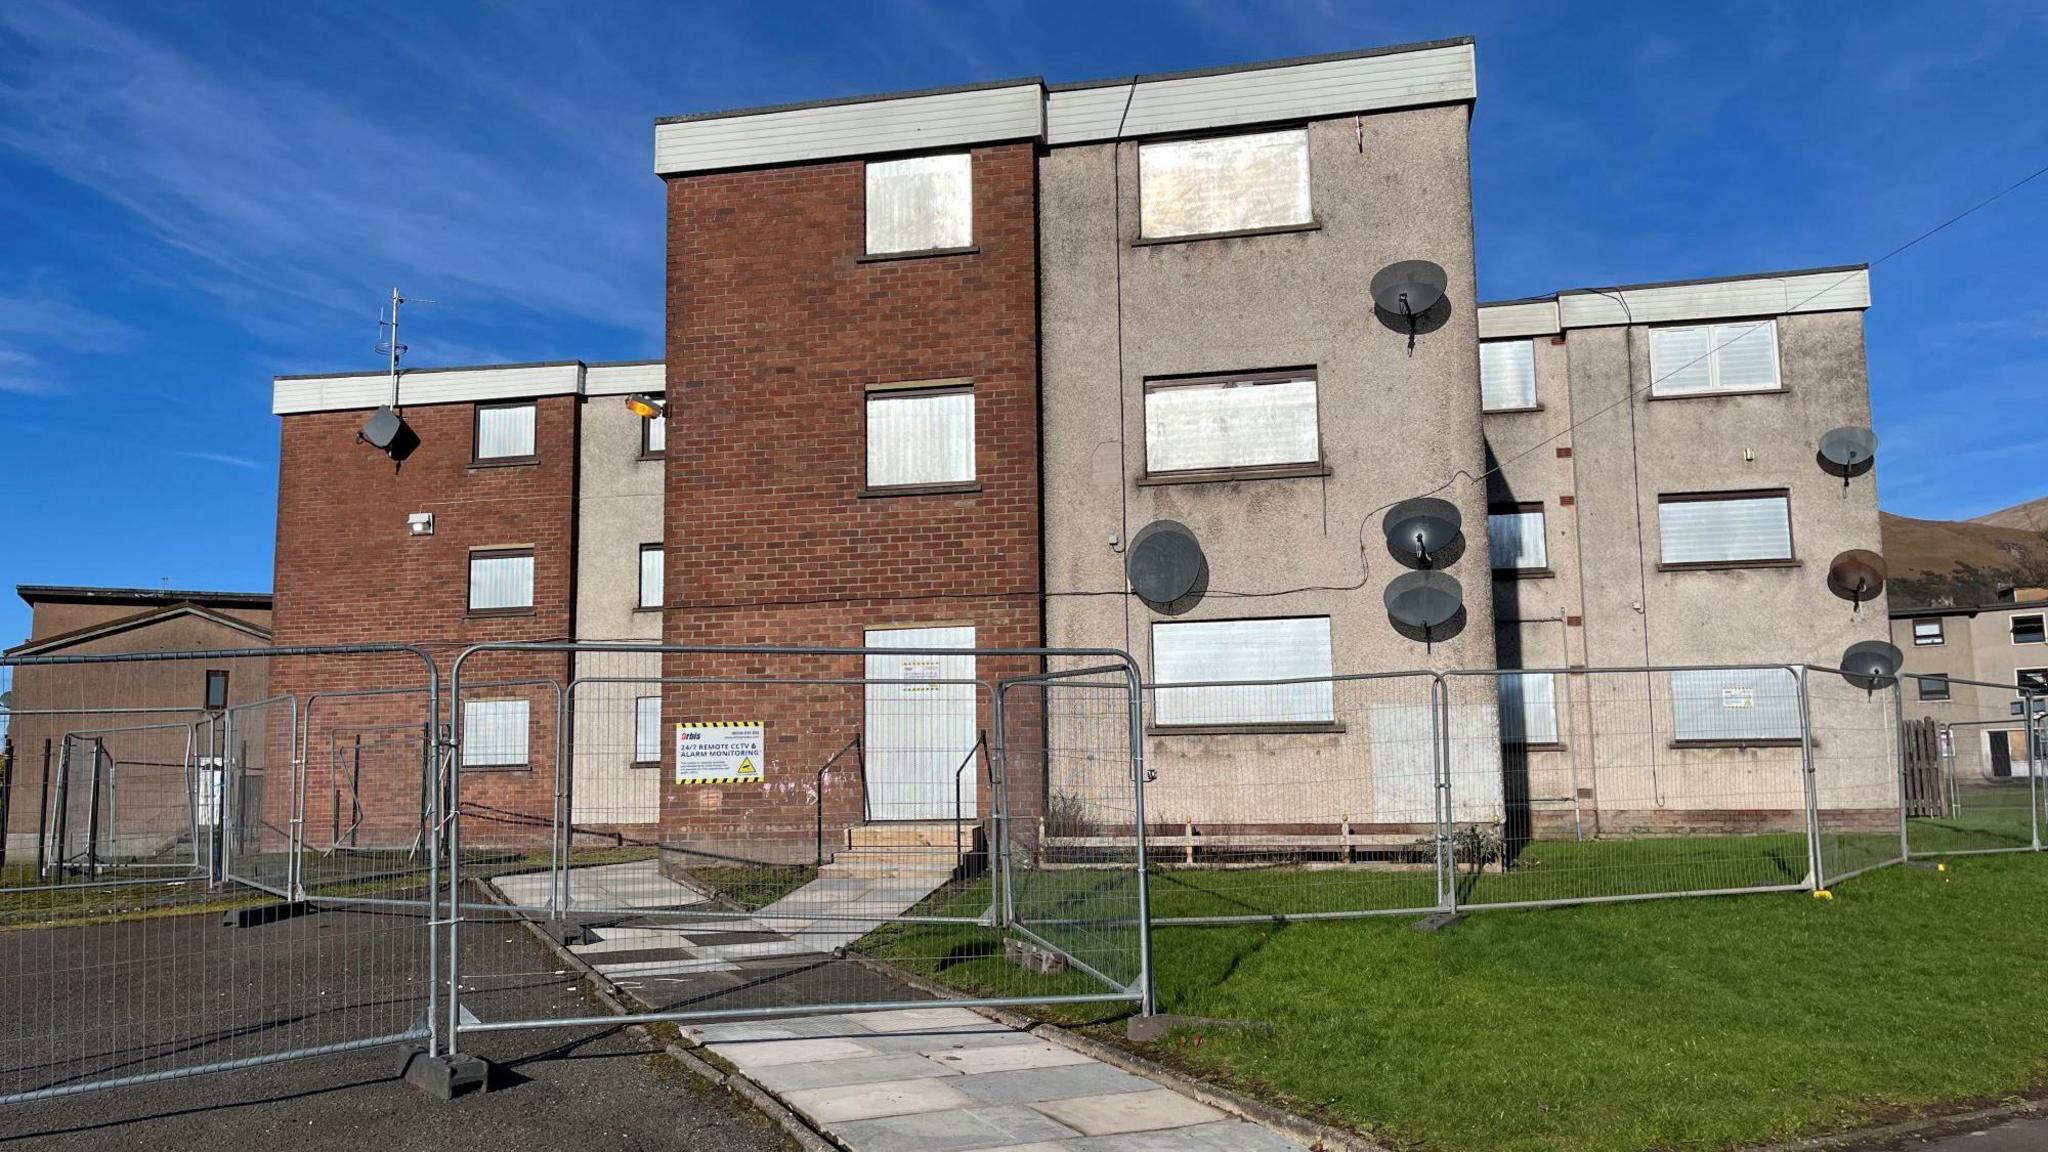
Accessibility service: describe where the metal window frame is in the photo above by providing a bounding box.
[1487,501,1550,574]
[2012,614,2046,645]
[1140,366,1324,479]
[639,408,666,460]
[202,669,230,711]
[636,543,664,610]
[1916,673,1952,701]
[1655,488,1796,569]
[631,694,662,768]
[467,546,536,616]
[471,400,539,465]
[1912,619,1945,646]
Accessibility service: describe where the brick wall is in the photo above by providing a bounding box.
[271,396,581,847]
[660,143,1044,860]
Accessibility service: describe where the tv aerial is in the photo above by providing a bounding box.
[1383,497,1462,568]
[1385,569,1463,651]
[1839,640,1903,694]
[1126,520,1206,607]
[1370,260,1448,352]
[1817,426,1877,488]
[1825,550,1887,612]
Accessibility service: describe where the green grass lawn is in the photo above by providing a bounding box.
[860,851,2048,1152]
[1907,781,2039,855]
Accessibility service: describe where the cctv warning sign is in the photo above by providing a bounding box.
[675,721,765,785]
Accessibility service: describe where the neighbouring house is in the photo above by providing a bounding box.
[1892,588,2048,780]
[3,585,273,864]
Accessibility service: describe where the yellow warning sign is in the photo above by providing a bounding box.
[675,722,765,785]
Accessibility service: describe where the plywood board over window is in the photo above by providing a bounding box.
[865,383,975,491]
[1138,128,1311,240]
[1480,340,1538,411]
[1151,616,1334,729]
[865,153,972,255]
[1143,369,1320,478]
[1657,491,1793,568]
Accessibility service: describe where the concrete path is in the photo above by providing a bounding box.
[684,1006,1308,1152]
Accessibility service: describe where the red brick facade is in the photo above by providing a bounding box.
[660,143,1044,861]
[271,396,581,847]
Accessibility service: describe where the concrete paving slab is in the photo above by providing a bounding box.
[860,1028,1045,1055]
[748,1053,967,1093]
[848,1007,992,1032]
[784,1076,978,1123]
[922,1042,1098,1075]
[1029,1089,1225,1137]
[947,1063,1155,1107]
[711,1036,882,1068]
[1063,1121,1307,1151]
[830,1104,1082,1152]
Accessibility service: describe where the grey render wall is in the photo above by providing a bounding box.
[1484,331,1581,673]
[571,396,664,827]
[1564,310,1887,670]
[1040,105,1494,829]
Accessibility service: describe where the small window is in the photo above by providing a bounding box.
[1658,491,1793,567]
[1649,320,1780,397]
[2014,615,2045,645]
[474,401,537,461]
[642,409,666,458]
[1912,619,1945,646]
[866,384,975,490]
[1671,669,1801,744]
[1144,370,1320,476]
[865,153,972,255]
[638,544,664,610]
[2019,668,2048,694]
[1488,505,1548,572]
[634,696,662,766]
[203,670,230,711]
[1916,675,1951,702]
[1498,673,1558,745]
[469,548,535,614]
[1139,128,1311,240]
[1480,340,1538,411]
[462,699,530,768]
[1152,617,1334,728]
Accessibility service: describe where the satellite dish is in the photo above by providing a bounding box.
[1371,260,1450,352]
[1817,426,1878,487]
[1383,498,1462,568]
[1839,640,1903,693]
[1385,570,1463,650]
[1826,550,1887,610]
[357,405,418,461]
[1126,520,1206,606]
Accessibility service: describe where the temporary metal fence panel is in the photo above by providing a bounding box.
[1901,673,2043,858]
[1444,666,1813,910]
[0,646,438,1106]
[1130,672,1448,926]
[442,642,1149,1053]
[1801,666,1908,887]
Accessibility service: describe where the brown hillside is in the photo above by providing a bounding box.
[1971,493,2048,532]
[1880,510,2048,610]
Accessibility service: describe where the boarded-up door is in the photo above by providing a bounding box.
[864,626,977,821]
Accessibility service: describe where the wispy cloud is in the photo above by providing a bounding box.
[181,451,264,471]
[0,0,663,352]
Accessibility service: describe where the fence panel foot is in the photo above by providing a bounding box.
[397,1046,491,1100]
[223,899,316,929]
[1414,911,1464,933]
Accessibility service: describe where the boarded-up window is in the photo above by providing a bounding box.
[1671,668,1801,743]
[1480,340,1537,411]
[1650,320,1780,396]
[866,386,974,488]
[634,696,661,765]
[475,402,536,460]
[1658,492,1792,566]
[1498,673,1558,744]
[866,154,972,255]
[468,549,534,612]
[1145,370,1319,474]
[463,699,530,767]
[638,545,663,609]
[1488,506,1548,571]
[1152,617,1334,726]
[1138,128,1311,239]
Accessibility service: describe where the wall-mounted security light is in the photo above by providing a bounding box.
[408,512,435,537]
[625,394,665,420]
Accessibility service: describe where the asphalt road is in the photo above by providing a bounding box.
[1855,1110,2048,1151]
[0,896,794,1151]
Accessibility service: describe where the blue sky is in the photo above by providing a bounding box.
[2,0,2045,645]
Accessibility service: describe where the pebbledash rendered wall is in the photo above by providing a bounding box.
[657,142,1045,864]
[1039,107,1497,837]
[1478,273,1895,840]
